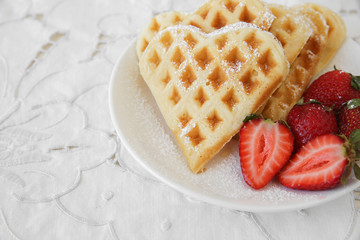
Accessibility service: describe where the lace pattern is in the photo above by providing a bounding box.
[0,0,359,239]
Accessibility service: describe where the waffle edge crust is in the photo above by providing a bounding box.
[136,0,275,59]
[139,24,290,173]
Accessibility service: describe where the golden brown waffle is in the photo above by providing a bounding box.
[268,4,312,65]
[262,7,328,121]
[139,24,289,173]
[136,0,275,58]
[303,3,347,74]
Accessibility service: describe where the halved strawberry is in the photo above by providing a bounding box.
[278,134,347,190]
[239,117,294,189]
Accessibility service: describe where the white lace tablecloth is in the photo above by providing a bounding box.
[1,0,360,239]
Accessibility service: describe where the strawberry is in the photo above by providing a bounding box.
[287,102,338,151]
[338,99,360,138]
[239,116,294,189]
[278,134,348,190]
[303,69,360,111]
[279,132,360,191]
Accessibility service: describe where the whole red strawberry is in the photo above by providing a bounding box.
[303,69,360,111]
[338,99,360,138]
[287,102,338,151]
[239,115,294,189]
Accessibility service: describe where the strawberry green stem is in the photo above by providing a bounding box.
[347,99,360,109]
[350,74,360,90]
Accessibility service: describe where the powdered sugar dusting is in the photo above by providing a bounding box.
[156,22,263,40]
[261,7,276,26]
[119,41,321,205]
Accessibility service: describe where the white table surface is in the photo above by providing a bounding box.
[0,0,360,239]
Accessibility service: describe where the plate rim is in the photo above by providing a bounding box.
[108,39,360,213]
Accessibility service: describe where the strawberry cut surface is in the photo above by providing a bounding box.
[278,134,347,191]
[239,119,294,189]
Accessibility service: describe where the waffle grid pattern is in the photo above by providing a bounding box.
[262,7,329,120]
[303,3,347,74]
[136,0,275,58]
[268,4,312,65]
[140,26,289,172]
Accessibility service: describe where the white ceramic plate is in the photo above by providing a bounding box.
[109,38,360,213]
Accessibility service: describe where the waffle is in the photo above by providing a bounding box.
[268,4,312,65]
[262,7,328,121]
[303,3,347,74]
[136,0,275,58]
[139,24,289,173]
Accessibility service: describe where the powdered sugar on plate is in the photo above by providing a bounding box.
[110,37,360,212]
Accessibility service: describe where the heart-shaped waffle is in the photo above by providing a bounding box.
[303,3,346,74]
[139,24,289,173]
[136,0,275,58]
[262,7,329,121]
[267,4,312,65]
